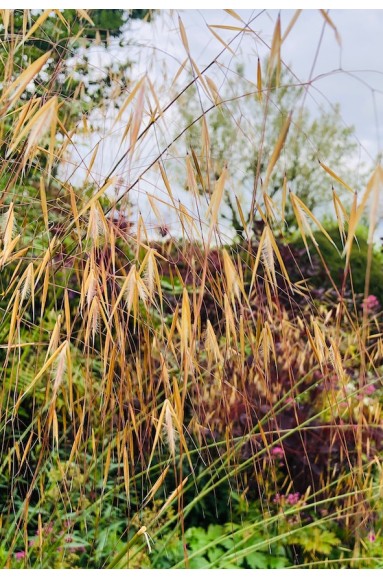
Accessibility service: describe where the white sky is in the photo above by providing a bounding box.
[59,9,383,240]
[125,9,383,158]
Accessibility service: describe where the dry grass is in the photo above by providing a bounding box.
[0,8,382,569]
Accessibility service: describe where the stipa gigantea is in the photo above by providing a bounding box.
[250,225,291,294]
[113,76,146,128]
[263,191,278,222]
[328,339,347,386]
[14,9,52,51]
[76,8,94,25]
[186,154,199,199]
[261,225,277,287]
[6,96,59,177]
[86,200,109,247]
[129,79,146,161]
[139,247,164,309]
[0,51,51,113]
[45,314,62,360]
[207,25,236,56]
[205,75,221,106]
[332,187,347,245]
[156,476,189,519]
[318,159,353,193]
[205,319,223,366]
[222,248,241,306]
[291,191,338,249]
[0,234,22,270]
[224,293,237,346]
[290,190,315,262]
[310,317,327,368]
[190,56,210,95]
[52,340,69,397]
[35,235,57,284]
[206,165,228,228]
[2,9,383,569]
[319,9,341,46]
[142,465,170,508]
[82,263,99,311]
[84,296,101,346]
[19,262,35,318]
[282,9,302,42]
[0,9,11,39]
[0,202,15,252]
[126,265,151,319]
[263,112,291,195]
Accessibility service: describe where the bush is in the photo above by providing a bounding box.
[291,224,383,305]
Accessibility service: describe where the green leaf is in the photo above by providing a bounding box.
[293,528,341,555]
[190,556,209,569]
[246,551,269,568]
[207,546,225,564]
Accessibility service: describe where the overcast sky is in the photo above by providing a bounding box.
[125,9,383,159]
[62,9,383,239]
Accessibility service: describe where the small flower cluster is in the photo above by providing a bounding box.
[273,491,301,506]
[270,446,284,459]
[14,551,25,560]
[363,384,376,396]
[368,531,376,543]
[363,294,380,314]
[14,519,85,562]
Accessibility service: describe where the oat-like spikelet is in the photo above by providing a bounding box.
[46,314,62,360]
[20,262,34,303]
[0,202,15,252]
[52,340,68,395]
[206,166,228,227]
[86,201,108,247]
[18,262,35,319]
[261,227,277,287]
[165,400,176,458]
[85,296,100,345]
[0,51,51,112]
[86,267,98,309]
[205,319,223,365]
[222,249,241,305]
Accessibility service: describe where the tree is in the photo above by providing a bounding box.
[177,61,363,236]
[0,9,152,186]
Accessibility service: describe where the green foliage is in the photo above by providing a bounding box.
[152,523,290,569]
[292,527,341,556]
[292,223,383,303]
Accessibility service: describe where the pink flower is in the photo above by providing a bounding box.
[286,492,300,505]
[36,523,53,536]
[363,295,380,314]
[364,384,376,395]
[271,446,284,459]
[15,551,26,560]
[368,531,376,543]
[273,492,301,506]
